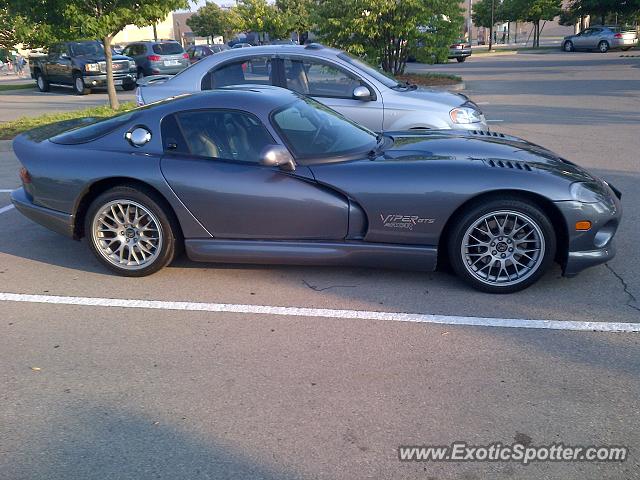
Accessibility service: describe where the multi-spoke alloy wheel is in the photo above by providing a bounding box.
[461,210,544,286]
[448,199,556,293]
[86,186,179,276]
[92,200,163,270]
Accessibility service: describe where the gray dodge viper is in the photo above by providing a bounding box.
[11,86,622,293]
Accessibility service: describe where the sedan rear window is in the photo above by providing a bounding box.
[152,42,184,55]
[50,111,139,145]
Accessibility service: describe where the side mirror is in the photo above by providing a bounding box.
[353,85,372,101]
[260,145,296,171]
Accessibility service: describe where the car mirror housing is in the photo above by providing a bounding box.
[353,85,372,101]
[260,145,296,171]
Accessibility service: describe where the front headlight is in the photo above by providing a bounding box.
[129,60,136,70]
[570,182,609,204]
[84,63,100,72]
[450,106,483,124]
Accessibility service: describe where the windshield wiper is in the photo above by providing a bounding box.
[392,81,418,91]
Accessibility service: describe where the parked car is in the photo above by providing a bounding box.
[186,44,228,65]
[563,26,638,52]
[30,40,137,95]
[11,86,621,292]
[136,44,488,132]
[448,40,472,62]
[122,40,189,79]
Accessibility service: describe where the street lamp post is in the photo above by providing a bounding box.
[468,0,473,43]
[489,0,495,50]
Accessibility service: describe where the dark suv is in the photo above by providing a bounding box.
[122,40,189,78]
[30,40,137,95]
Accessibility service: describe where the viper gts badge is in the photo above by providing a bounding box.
[380,214,435,230]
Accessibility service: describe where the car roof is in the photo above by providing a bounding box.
[146,85,301,116]
[216,43,342,58]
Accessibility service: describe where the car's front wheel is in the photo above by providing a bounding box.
[448,198,556,293]
[563,40,574,52]
[73,73,90,95]
[456,57,466,63]
[36,71,50,92]
[85,186,180,277]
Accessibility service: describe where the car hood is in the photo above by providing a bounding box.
[386,87,468,109]
[381,131,596,182]
[76,54,131,62]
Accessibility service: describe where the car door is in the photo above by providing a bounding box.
[45,44,64,83]
[159,108,349,239]
[279,56,384,132]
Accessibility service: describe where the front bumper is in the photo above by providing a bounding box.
[83,72,136,87]
[11,187,75,238]
[449,48,472,58]
[554,184,622,277]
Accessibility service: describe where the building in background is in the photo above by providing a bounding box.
[113,11,210,47]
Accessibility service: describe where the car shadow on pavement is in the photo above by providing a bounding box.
[3,404,298,480]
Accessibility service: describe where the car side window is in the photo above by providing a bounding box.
[164,110,274,163]
[205,56,272,90]
[284,59,361,98]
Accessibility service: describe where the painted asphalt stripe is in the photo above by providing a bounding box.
[0,189,15,193]
[0,292,638,332]
[0,204,15,215]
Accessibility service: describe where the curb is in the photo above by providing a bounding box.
[429,81,465,91]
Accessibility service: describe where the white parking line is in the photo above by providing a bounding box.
[486,119,504,123]
[0,189,15,193]
[0,204,15,215]
[0,292,637,332]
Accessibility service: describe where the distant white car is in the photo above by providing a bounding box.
[136,43,488,132]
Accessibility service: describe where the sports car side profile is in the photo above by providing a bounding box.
[11,86,622,293]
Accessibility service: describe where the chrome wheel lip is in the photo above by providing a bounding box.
[37,75,44,89]
[91,199,163,271]
[461,210,546,287]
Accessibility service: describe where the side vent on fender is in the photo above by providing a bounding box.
[485,159,533,171]
[470,130,506,138]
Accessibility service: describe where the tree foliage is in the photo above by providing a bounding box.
[187,2,242,43]
[276,0,314,42]
[314,0,464,74]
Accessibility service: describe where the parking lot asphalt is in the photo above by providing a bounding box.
[1,52,639,479]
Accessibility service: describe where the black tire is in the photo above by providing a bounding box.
[447,197,556,293]
[122,81,136,91]
[456,56,466,63]
[563,40,574,52]
[137,69,145,80]
[598,41,609,53]
[73,73,90,95]
[621,47,632,51]
[85,185,180,277]
[36,71,50,92]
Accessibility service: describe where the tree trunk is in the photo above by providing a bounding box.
[489,24,494,50]
[103,34,119,110]
[514,21,518,43]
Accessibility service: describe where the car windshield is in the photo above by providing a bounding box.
[152,42,184,55]
[70,42,104,56]
[337,52,400,89]
[271,97,377,159]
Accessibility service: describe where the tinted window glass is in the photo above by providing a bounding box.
[70,42,104,56]
[284,59,360,98]
[152,42,184,55]
[50,111,140,145]
[272,98,376,158]
[210,57,272,88]
[170,110,274,162]
[337,52,398,88]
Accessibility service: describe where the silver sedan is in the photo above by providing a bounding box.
[136,44,488,132]
[563,26,638,53]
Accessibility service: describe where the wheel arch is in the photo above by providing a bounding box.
[437,189,568,270]
[73,177,184,241]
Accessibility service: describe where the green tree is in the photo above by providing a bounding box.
[517,0,561,47]
[315,0,463,74]
[187,2,242,43]
[472,0,503,49]
[236,0,290,41]
[12,0,187,109]
[276,0,313,42]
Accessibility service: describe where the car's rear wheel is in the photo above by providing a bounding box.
[598,41,609,53]
[36,71,50,92]
[85,186,179,277]
[73,73,90,95]
[563,40,574,52]
[456,57,466,63]
[448,198,556,293]
[622,47,633,51]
